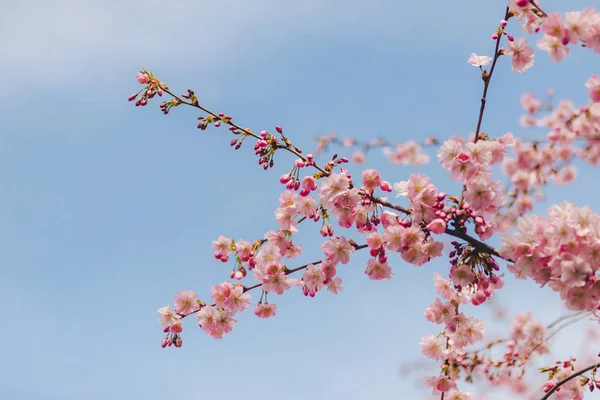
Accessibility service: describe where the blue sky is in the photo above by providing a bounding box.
[1,0,599,399]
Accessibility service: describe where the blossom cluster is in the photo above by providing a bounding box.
[502,201,600,311]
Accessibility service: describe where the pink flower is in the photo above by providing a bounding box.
[362,169,382,191]
[327,277,343,294]
[537,35,570,62]
[262,270,293,295]
[254,303,277,318]
[212,235,233,262]
[506,38,535,73]
[235,239,253,262]
[424,376,457,394]
[322,236,355,264]
[433,273,454,300]
[365,259,393,280]
[173,290,200,315]
[437,138,463,168]
[586,74,600,102]
[227,284,252,312]
[351,151,365,164]
[300,176,317,196]
[446,390,473,400]
[420,335,448,360]
[384,141,429,165]
[302,264,326,291]
[318,173,350,207]
[424,298,456,325]
[467,53,492,67]
[541,13,567,40]
[274,206,298,232]
[157,305,181,329]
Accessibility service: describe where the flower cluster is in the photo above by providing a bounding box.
[502,201,600,311]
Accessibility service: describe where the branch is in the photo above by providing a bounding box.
[540,362,600,399]
[177,243,369,319]
[459,6,510,204]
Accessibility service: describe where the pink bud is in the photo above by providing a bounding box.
[320,225,329,237]
[492,33,499,40]
[327,225,334,236]
[543,380,556,393]
[500,19,507,27]
[275,126,282,133]
[516,0,528,7]
[136,72,150,84]
[380,181,392,192]
[280,174,291,184]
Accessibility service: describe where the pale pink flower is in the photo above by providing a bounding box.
[254,303,277,318]
[318,173,350,207]
[424,376,457,394]
[446,390,473,400]
[212,235,233,261]
[274,206,298,233]
[262,270,293,295]
[136,72,150,84]
[157,305,181,329]
[537,35,570,62]
[553,164,577,185]
[450,265,475,287]
[420,335,448,360]
[322,236,355,264]
[234,239,253,262]
[506,38,535,73]
[296,195,317,218]
[383,225,403,252]
[437,138,463,168]
[361,169,382,191]
[351,151,365,164]
[467,53,492,67]
[278,190,297,207]
[384,141,430,165]
[542,13,567,39]
[213,309,237,338]
[365,259,393,280]
[302,264,326,291]
[173,290,200,315]
[196,305,217,331]
[586,74,600,102]
[327,277,343,294]
[565,11,588,44]
[227,285,251,312]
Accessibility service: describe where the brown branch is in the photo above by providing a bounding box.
[161,87,332,177]
[529,0,548,17]
[459,6,510,204]
[178,243,369,319]
[540,362,600,399]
